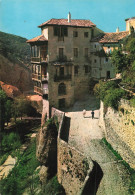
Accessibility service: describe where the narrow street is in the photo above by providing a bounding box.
[65,95,130,195]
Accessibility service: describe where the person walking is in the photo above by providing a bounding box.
[83,109,86,118]
[91,110,94,119]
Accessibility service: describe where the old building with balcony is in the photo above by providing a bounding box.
[27,13,133,109]
[27,13,104,109]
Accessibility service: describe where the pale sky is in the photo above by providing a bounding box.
[0,0,135,39]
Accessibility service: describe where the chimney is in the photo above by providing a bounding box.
[116,27,119,33]
[68,12,71,23]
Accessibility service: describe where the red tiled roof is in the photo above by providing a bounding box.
[91,33,105,42]
[27,35,48,43]
[91,31,129,43]
[38,19,96,28]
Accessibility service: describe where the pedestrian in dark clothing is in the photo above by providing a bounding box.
[91,110,94,119]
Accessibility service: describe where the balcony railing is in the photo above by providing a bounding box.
[34,86,43,95]
[42,75,48,81]
[32,73,41,80]
[31,57,48,63]
[54,74,72,82]
[43,88,48,95]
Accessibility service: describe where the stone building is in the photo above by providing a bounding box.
[27,13,133,109]
[90,31,129,79]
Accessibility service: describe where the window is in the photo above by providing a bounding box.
[60,67,64,76]
[84,32,88,38]
[84,65,89,74]
[54,26,68,37]
[84,48,88,57]
[91,29,94,38]
[73,31,78,37]
[94,59,97,63]
[54,27,59,36]
[59,48,64,58]
[58,83,66,95]
[63,27,68,36]
[106,71,110,79]
[74,48,78,57]
[95,44,96,48]
[31,46,39,57]
[74,66,79,75]
[105,58,108,62]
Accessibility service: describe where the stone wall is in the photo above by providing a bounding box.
[99,100,135,169]
[41,99,49,126]
[58,139,93,195]
[52,108,94,195]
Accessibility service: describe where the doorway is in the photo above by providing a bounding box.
[59,98,65,109]
[106,71,110,79]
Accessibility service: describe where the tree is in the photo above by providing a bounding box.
[12,96,37,120]
[126,38,135,54]
[5,100,12,126]
[111,49,127,73]
[0,90,7,131]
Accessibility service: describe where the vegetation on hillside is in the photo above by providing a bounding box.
[0,31,30,66]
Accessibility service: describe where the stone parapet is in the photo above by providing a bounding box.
[52,108,94,195]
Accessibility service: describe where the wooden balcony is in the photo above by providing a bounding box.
[32,73,41,81]
[42,75,48,81]
[34,86,43,95]
[43,88,48,95]
[31,57,48,63]
[54,74,72,82]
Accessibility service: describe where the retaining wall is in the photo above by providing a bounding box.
[99,100,135,169]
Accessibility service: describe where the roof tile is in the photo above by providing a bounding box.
[27,35,48,43]
[91,31,129,43]
[38,19,96,28]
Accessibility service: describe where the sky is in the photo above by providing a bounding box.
[0,0,135,39]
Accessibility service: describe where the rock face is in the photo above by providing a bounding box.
[99,100,135,169]
[36,120,58,181]
[0,54,33,93]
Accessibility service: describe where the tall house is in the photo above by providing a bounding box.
[27,13,103,109]
[125,17,135,32]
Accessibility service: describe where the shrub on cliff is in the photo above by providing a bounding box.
[0,89,12,131]
[103,88,126,109]
[43,176,65,195]
[94,80,126,109]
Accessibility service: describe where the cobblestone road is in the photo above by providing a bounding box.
[65,95,130,195]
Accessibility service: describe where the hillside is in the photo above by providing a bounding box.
[0,31,33,93]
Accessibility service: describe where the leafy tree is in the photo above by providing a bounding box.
[94,80,126,109]
[104,88,126,109]
[5,99,12,126]
[126,38,135,54]
[111,49,127,73]
[12,96,38,121]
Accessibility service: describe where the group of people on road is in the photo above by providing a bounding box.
[83,109,95,119]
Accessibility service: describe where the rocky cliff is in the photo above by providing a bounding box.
[36,118,58,183]
[0,31,33,93]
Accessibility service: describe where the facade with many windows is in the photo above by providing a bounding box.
[27,13,132,109]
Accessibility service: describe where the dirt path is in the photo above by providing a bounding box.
[65,95,130,195]
[0,132,37,180]
[0,155,16,179]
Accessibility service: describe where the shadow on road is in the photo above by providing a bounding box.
[60,116,71,143]
[82,161,103,195]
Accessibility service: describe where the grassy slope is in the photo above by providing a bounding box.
[0,31,30,67]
